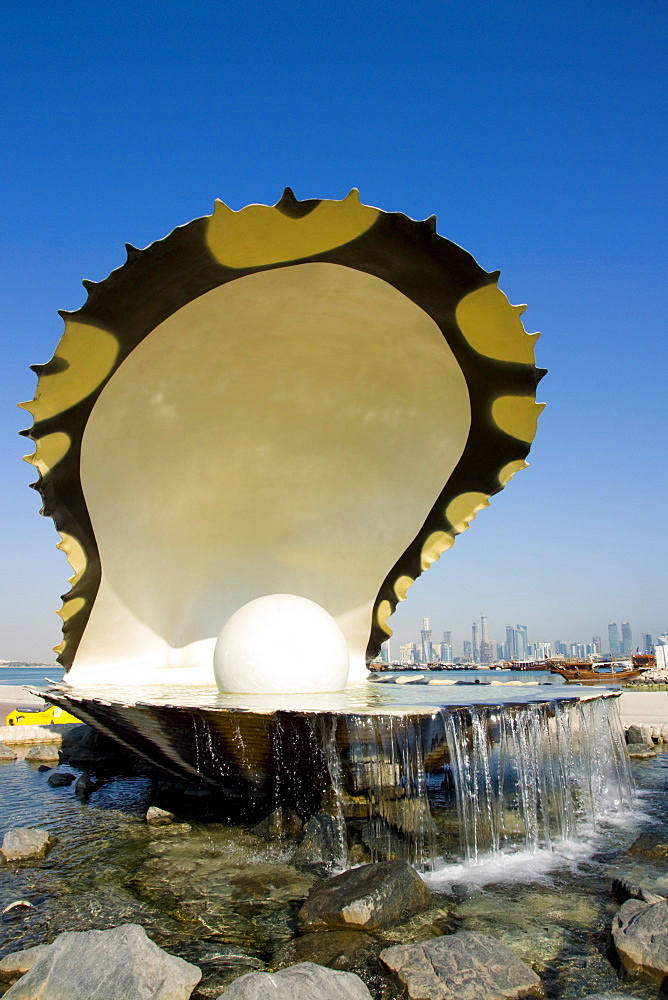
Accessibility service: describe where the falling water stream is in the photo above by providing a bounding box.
[307,694,633,871]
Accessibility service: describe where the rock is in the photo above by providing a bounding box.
[1,923,201,999]
[0,945,52,984]
[612,877,665,905]
[58,724,91,749]
[251,806,303,840]
[24,745,61,763]
[626,725,653,745]
[47,771,76,788]
[0,743,18,761]
[273,930,379,970]
[626,743,656,758]
[628,832,668,859]
[147,806,176,826]
[1,828,56,862]
[59,726,135,766]
[298,860,432,932]
[216,961,372,999]
[74,771,98,801]
[294,812,345,864]
[380,931,543,1000]
[612,897,668,982]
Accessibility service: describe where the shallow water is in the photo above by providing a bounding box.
[0,747,666,998]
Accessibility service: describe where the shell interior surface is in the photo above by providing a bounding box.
[22,190,544,688]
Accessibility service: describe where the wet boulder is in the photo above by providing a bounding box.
[74,771,99,801]
[626,725,653,745]
[294,812,343,864]
[612,897,668,982]
[252,806,303,840]
[298,860,432,932]
[380,931,543,1000]
[24,745,60,763]
[628,832,668,860]
[0,743,18,761]
[273,929,380,970]
[1,828,56,862]
[612,877,665,905]
[147,806,176,826]
[626,744,656,758]
[0,945,51,984]
[216,961,372,998]
[47,771,76,788]
[1,923,201,999]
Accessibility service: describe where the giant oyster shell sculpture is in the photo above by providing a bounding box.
[22,190,544,690]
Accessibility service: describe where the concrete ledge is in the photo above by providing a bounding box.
[0,723,81,746]
[619,691,668,728]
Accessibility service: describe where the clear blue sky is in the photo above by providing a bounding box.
[1,0,666,661]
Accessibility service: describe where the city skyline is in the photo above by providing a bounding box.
[389,611,664,663]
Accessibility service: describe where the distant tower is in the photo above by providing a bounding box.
[421,617,433,664]
[463,640,472,661]
[592,636,602,655]
[608,622,621,657]
[443,630,452,646]
[515,624,528,660]
[480,613,494,664]
[471,621,480,663]
[642,633,653,653]
[505,625,515,661]
[621,622,633,655]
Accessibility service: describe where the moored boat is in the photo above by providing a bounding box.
[547,660,645,684]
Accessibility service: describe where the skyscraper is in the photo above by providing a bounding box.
[505,625,515,661]
[463,640,472,661]
[592,636,602,655]
[621,622,633,655]
[471,621,480,663]
[515,625,528,660]
[608,622,621,657]
[480,613,494,664]
[642,633,653,653]
[420,617,433,664]
[440,643,453,663]
[443,630,452,646]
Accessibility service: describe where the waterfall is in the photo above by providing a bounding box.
[311,695,634,871]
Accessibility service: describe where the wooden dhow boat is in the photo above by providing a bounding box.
[547,660,645,684]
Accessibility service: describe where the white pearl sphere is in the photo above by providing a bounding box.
[213,594,350,694]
